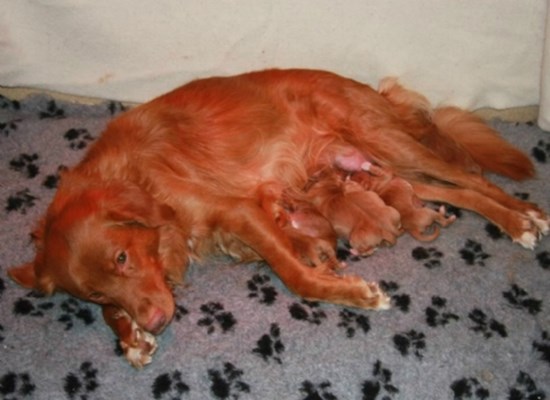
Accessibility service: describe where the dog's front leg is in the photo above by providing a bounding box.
[215,198,391,310]
[102,305,158,368]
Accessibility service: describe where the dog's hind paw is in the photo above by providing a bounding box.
[121,320,159,368]
[526,210,550,237]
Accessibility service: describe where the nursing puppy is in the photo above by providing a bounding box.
[8,69,548,367]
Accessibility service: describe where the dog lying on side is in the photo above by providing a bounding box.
[8,69,549,367]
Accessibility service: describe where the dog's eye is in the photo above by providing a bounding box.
[116,251,127,265]
[89,291,105,302]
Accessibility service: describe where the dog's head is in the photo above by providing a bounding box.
[8,180,182,335]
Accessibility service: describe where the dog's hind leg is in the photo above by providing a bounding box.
[411,182,546,249]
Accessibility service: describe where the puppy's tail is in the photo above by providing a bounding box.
[432,106,535,180]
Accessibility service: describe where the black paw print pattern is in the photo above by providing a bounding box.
[0,323,4,344]
[173,304,189,322]
[503,284,542,315]
[253,323,285,364]
[208,362,250,400]
[0,119,21,136]
[107,101,128,115]
[468,309,507,339]
[5,189,38,214]
[393,330,426,359]
[58,298,95,330]
[39,100,65,119]
[411,246,443,269]
[63,362,99,400]
[300,380,338,400]
[12,291,55,318]
[425,296,459,328]
[459,240,490,267]
[64,128,94,150]
[289,301,327,325]
[9,153,39,178]
[533,331,550,366]
[536,251,550,270]
[0,95,21,110]
[507,371,546,400]
[0,273,5,299]
[361,360,399,400]
[0,372,36,399]
[151,371,190,400]
[450,377,489,400]
[247,274,278,305]
[197,302,237,334]
[337,309,370,338]
[380,281,410,312]
[42,165,68,189]
[485,223,504,240]
[532,139,550,163]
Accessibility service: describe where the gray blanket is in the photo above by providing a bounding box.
[0,94,549,400]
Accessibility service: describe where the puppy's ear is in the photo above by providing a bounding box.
[8,260,56,295]
[102,183,175,227]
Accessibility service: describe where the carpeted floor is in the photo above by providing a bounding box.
[0,94,549,400]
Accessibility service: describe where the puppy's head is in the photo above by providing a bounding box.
[9,180,181,335]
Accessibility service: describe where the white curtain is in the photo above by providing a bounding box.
[538,0,550,130]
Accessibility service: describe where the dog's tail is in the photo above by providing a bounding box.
[378,78,535,180]
[431,106,535,180]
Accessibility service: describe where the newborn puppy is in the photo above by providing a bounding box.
[351,170,455,240]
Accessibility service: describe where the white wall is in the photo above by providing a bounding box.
[0,0,546,114]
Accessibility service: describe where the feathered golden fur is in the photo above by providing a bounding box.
[9,69,548,367]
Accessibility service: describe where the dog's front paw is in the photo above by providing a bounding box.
[120,320,158,368]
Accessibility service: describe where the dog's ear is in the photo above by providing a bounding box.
[8,259,56,295]
[102,183,175,227]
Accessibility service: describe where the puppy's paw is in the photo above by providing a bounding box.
[526,209,550,236]
[120,320,158,368]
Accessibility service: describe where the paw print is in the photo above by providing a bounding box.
[247,274,278,305]
[532,139,550,163]
[0,372,36,398]
[253,323,285,364]
[208,362,250,400]
[151,370,190,399]
[107,101,128,115]
[288,300,327,325]
[39,100,65,119]
[533,331,550,366]
[425,296,459,328]
[508,371,546,400]
[468,308,507,339]
[337,309,370,338]
[299,380,338,400]
[536,251,550,270]
[450,377,490,400]
[361,360,399,400]
[1,119,21,136]
[64,128,94,150]
[63,362,99,400]
[459,240,490,266]
[0,273,5,299]
[197,302,236,334]
[0,323,4,343]
[5,189,38,214]
[485,223,504,240]
[411,246,443,269]
[9,153,40,179]
[0,95,21,110]
[13,291,55,317]
[173,304,189,322]
[393,330,426,359]
[503,284,542,315]
[42,165,68,189]
[380,281,410,312]
[58,298,95,330]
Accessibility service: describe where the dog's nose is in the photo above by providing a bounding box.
[145,308,168,334]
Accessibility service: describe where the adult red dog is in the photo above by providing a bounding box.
[9,69,548,367]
